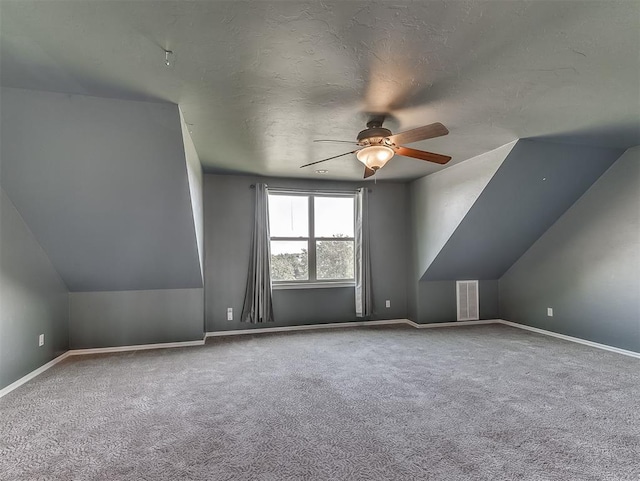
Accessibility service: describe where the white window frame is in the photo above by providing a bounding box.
[268,190,356,289]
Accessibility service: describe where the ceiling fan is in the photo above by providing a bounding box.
[300,115,452,178]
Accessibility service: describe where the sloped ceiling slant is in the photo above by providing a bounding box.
[421,140,624,281]
[0,87,203,292]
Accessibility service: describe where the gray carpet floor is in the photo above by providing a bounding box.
[1,324,639,481]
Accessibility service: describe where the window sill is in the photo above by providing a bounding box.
[273,281,355,290]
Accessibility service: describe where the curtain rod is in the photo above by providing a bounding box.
[250,184,372,193]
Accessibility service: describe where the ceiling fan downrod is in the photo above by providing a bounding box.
[365,115,386,129]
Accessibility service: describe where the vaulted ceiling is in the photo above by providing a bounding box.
[1,1,638,181]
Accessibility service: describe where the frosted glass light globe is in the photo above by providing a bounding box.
[356,145,394,170]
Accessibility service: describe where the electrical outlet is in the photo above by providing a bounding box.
[227,308,233,321]
[39,334,45,347]
[547,307,553,317]
[385,300,391,308]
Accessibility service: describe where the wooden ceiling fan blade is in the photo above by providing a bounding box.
[300,150,359,168]
[364,166,376,178]
[313,139,359,145]
[386,122,449,145]
[394,146,451,165]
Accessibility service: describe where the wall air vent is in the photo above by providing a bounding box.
[456,280,479,321]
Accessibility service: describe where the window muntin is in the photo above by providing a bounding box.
[268,192,355,286]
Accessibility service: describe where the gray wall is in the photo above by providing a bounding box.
[500,147,639,352]
[69,288,204,349]
[415,280,499,324]
[409,142,513,280]
[424,140,623,281]
[0,87,202,292]
[0,189,69,390]
[204,174,409,332]
[407,139,622,324]
[407,144,513,323]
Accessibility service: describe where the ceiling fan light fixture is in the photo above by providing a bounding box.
[356,145,394,170]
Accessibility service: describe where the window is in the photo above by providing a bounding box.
[268,191,355,287]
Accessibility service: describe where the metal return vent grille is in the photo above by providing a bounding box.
[456,280,479,321]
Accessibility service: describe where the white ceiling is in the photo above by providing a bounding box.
[1,0,638,181]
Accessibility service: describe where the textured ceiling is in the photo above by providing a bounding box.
[1,1,638,181]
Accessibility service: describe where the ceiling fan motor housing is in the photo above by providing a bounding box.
[357,127,392,145]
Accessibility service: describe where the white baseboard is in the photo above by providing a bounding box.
[206,319,500,337]
[407,319,499,329]
[66,339,205,356]
[207,318,640,360]
[0,339,206,399]
[205,319,409,337]
[496,319,640,359]
[0,351,71,399]
[4,322,447,399]
[4,318,636,399]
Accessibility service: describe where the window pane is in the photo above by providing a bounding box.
[315,196,354,238]
[270,241,308,281]
[269,195,309,237]
[316,240,354,280]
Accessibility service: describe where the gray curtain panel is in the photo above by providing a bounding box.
[355,187,372,317]
[241,183,275,323]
